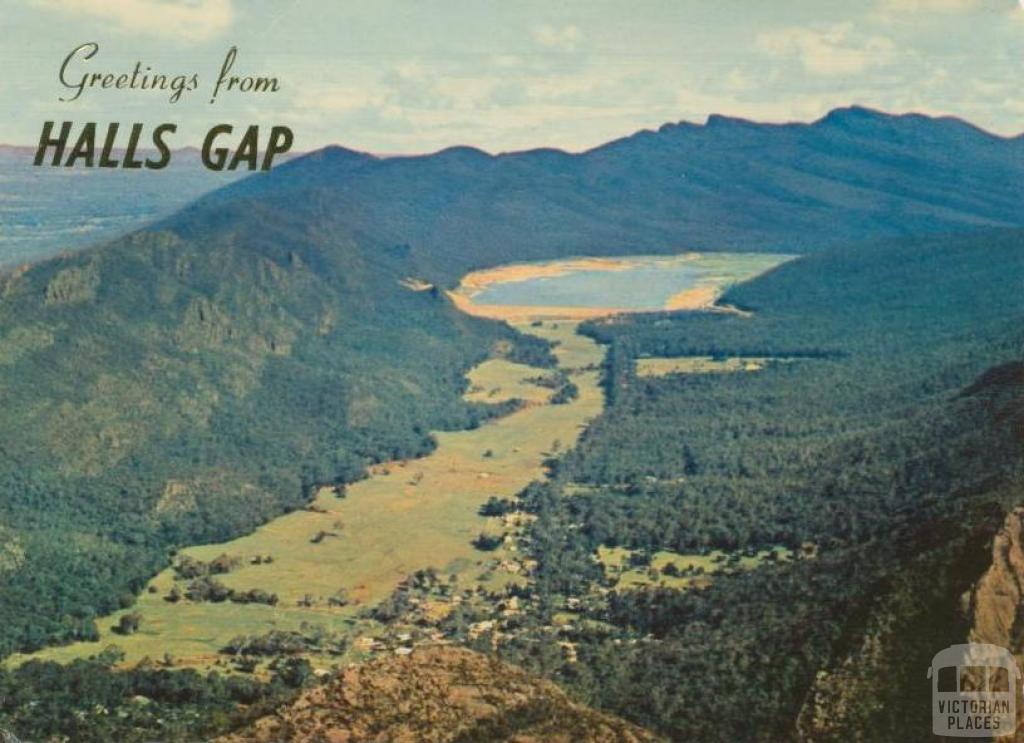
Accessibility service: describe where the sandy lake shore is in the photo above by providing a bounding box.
[448,254,719,321]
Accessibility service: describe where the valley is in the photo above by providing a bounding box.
[11,251,786,676]
[11,320,604,670]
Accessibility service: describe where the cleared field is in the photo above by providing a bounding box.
[637,356,771,377]
[597,545,791,590]
[636,355,803,377]
[463,359,553,405]
[13,321,604,670]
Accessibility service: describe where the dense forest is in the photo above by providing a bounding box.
[0,646,313,742]
[493,230,1024,741]
[559,231,1023,548]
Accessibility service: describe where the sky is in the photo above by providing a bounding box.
[2,0,1024,154]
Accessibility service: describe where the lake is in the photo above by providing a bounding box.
[461,253,792,316]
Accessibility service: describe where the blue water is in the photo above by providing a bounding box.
[474,261,706,309]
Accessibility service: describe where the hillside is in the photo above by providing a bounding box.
[0,191,552,657]
[217,646,662,743]
[486,229,1024,741]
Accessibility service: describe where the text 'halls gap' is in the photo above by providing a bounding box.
[33,43,294,171]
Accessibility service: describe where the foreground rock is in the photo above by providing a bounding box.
[218,646,662,742]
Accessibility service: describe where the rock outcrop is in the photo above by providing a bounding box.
[217,646,662,743]
[963,508,1024,651]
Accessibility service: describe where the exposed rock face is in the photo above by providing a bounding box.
[964,508,1024,651]
[43,262,99,305]
[218,646,662,743]
[962,508,1024,742]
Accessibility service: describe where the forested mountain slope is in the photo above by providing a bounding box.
[0,194,551,656]
[493,229,1024,741]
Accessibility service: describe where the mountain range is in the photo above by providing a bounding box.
[189,105,1024,282]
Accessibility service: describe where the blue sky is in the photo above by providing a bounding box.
[2,0,1024,153]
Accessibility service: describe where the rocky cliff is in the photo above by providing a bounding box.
[964,508,1024,651]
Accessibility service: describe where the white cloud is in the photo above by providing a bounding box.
[30,0,234,43]
[394,60,429,81]
[876,0,984,13]
[295,85,386,114]
[532,24,582,52]
[723,68,756,93]
[871,0,1019,23]
[757,23,896,76]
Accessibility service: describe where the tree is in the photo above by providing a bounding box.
[115,612,142,635]
[479,497,516,517]
[473,533,504,551]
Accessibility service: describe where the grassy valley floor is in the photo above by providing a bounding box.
[10,321,605,671]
